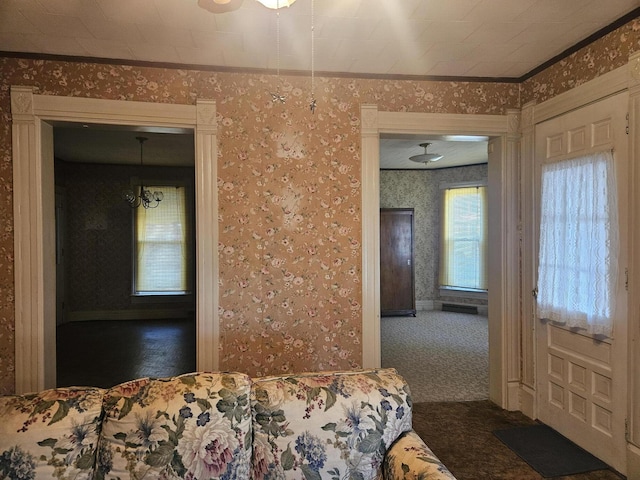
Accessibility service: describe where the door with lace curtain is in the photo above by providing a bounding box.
[534,91,628,474]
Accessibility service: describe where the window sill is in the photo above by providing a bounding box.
[439,287,488,300]
[131,293,193,304]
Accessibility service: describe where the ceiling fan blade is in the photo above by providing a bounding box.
[197,0,244,14]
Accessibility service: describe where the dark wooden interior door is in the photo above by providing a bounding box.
[380,208,415,316]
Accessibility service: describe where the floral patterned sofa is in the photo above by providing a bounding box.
[0,368,456,480]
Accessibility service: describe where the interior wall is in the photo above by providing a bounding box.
[380,164,488,308]
[0,13,637,392]
[55,161,195,321]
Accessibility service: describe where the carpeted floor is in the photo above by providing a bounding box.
[381,311,488,402]
[413,401,623,480]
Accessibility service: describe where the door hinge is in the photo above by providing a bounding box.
[626,418,630,442]
[532,287,538,299]
[625,268,629,291]
[627,112,630,135]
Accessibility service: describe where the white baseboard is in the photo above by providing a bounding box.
[67,309,192,322]
[627,443,640,479]
[519,384,535,419]
[416,300,434,311]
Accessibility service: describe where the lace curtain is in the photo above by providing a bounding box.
[536,149,618,337]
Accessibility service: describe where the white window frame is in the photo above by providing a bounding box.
[439,180,488,295]
[132,179,194,298]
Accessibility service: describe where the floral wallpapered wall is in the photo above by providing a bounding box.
[2,12,637,392]
[521,17,640,105]
[0,58,519,393]
[380,165,488,307]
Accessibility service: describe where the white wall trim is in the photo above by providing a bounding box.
[361,106,516,409]
[534,64,628,124]
[10,87,218,392]
[361,105,381,369]
[627,50,640,462]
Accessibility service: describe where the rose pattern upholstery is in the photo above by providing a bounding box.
[0,369,456,480]
[97,372,252,480]
[0,386,105,480]
[251,369,414,480]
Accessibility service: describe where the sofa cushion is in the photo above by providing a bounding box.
[250,368,413,480]
[0,386,106,480]
[97,372,252,480]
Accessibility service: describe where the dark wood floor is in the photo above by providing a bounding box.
[56,317,196,388]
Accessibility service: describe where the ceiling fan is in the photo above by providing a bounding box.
[197,0,297,13]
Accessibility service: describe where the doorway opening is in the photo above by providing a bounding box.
[11,88,219,393]
[52,123,196,387]
[378,134,490,402]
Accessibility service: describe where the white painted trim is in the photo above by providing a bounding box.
[627,50,640,458]
[534,64,628,124]
[361,105,381,369]
[518,384,536,419]
[628,443,640,480]
[10,87,218,392]
[361,107,515,409]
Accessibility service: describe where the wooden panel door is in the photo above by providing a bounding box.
[380,208,415,316]
[534,91,628,474]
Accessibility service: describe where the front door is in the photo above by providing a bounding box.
[534,91,628,474]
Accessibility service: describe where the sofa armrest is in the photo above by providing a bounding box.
[383,430,457,480]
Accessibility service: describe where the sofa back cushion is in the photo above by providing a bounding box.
[250,368,413,480]
[97,372,252,480]
[0,386,106,480]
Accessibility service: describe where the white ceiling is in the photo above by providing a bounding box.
[1,0,637,79]
[4,0,638,169]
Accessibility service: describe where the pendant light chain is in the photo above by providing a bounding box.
[310,0,316,113]
[271,0,286,103]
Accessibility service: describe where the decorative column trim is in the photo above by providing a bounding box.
[195,100,219,372]
[504,108,522,411]
[11,86,44,394]
[360,104,381,368]
[518,100,536,418]
[627,49,640,458]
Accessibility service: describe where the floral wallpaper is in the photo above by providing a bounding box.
[521,17,640,105]
[380,165,488,307]
[0,13,636,393]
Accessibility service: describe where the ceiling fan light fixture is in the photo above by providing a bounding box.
[256,0,296,8]
[197,0,243,13]
[409,142,443,163]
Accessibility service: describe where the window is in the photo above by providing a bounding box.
[439,184,488,291]
[536,150,618,336]
[135,185,190,295]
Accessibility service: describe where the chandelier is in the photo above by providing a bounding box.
[122,136,164,209]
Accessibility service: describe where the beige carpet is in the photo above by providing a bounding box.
[381,310,488,402]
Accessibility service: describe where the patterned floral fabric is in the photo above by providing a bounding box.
[0,369,457,480]
[250,368,414,480]
[0,386,106,480]
[97,372,252,480]
[383,430,457,480]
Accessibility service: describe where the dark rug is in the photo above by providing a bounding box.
[493,424,610,478]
